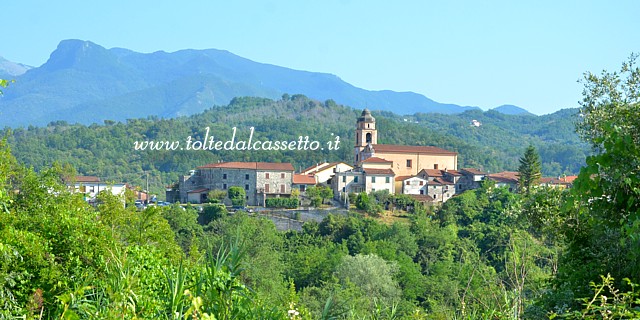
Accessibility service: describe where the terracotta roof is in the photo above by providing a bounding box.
[371,144,457,155]
[363,168,395,175]
[362,157,392,163]
[461,168,487,175]
[541,176,578,185]
[427,178,454,185]
[420,169,443,177]
[74,176,101,183]
[443,170,462,176]
[293,174,316,185]
[198,161,294,171]
[395,175,413,181]
[408,194,435,203]
[487,171,519,183]
[187,188,209,194]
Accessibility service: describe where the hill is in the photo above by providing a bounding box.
[2,95,587,197]
[0,39,488,127]
[491,104,534,115]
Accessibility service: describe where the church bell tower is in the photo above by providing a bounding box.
[354,108,378,165]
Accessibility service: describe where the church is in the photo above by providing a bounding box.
[353,109,458,176]
[332,109,470,203]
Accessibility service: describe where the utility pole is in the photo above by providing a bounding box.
[146,171,150,203]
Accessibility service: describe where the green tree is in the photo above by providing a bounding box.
[227,186,246,207]
[551,55,640,309]
[334,254,401,308]
[207,189,227,203]
[517,145,542,194]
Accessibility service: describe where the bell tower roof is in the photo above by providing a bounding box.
[358,108,375,122]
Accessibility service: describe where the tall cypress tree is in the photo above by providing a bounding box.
[517,145,541,194]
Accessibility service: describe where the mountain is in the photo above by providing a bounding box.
[0,56,32,78]
[491,104,533,115]
[0,39,481,127]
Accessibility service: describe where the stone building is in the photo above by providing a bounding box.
[174,161,295,205]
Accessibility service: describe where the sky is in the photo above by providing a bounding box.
[1,1,639,115]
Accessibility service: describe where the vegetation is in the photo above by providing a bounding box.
[1,57,638,318]
[1,95,588,200]
[518,145,542,194]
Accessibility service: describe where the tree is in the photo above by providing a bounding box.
[207,189,227,203]
[551,55,640,308]
[0,79,12,95]
[517,145,541,194]
[334,254,401,307]
[227,186,246,207]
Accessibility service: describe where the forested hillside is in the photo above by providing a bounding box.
[2,95,586,197]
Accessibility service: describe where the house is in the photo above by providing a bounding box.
[174,161,295,205]
[293,174,316,192]
[539,175,577,189]
[486,171,520,192]
[66,176,127,203]
[301,162,353,185]
[332,167,395,198]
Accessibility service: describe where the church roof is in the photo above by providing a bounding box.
[371,144,457,155]
[362,157,392,163]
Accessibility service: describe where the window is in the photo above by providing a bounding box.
[223,183,227,190]
[223,173,227,179]
[90,186,95,193]
[245,184,249,191]
[406,159,412,168]
[385,177,390,183]
[342,187,346,192]
[434,164,439,169]
[245,174,250,180]
[420,190,424,195]
[280,184,285,193]
[371,176,376,183]
[342,176,346,182]
[281,173,285,179]
[354,176,359,183]
[333,168,336,173]
[419,181,424,186]
[405,181,410,185]
[265,173,270,179]
[264,184,270,193]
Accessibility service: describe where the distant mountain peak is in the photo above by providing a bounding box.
[491,104,532,115]
[41,39,112,71]
[0,56,32,77]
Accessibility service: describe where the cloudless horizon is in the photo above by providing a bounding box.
[2,1,639,115]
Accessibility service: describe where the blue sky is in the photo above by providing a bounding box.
[1,1,638,115]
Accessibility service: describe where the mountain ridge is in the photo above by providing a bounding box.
[0,39,528,127]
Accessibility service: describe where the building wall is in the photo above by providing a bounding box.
[365,175,395,194]
[425,184,456,202]
[256,170,294,205]
[333,171,365,198]
[314,163,354,184]
[401,177,428,195]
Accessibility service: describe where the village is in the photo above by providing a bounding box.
[162,109,576,208]
[67,109,576,210]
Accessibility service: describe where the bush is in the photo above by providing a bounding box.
[265,197,299,209]
[310,197,322,208]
